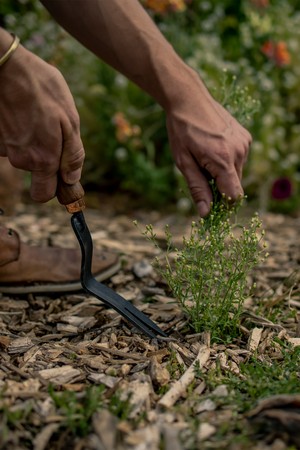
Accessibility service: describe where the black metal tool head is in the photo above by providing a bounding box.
[71,211,168,339]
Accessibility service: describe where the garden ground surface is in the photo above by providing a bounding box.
[0,195,299,450]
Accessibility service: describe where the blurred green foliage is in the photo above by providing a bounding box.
[1,0,299,212]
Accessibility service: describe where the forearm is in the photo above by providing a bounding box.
[40,0,201,110]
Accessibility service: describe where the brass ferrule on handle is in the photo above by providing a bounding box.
[56,180,85,214]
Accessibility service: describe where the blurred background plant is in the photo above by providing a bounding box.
[1,0,299,214]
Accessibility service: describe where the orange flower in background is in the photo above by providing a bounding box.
[261,40,291,67]
[169,0,187,12]
[275,41,291,66]
[112,112,141,143]
[261,40,273,58]
[250,0,269,8]
[144,0,167,13]
[144,0,186,14]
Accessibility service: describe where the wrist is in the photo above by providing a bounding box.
[0,28,20,67]
[0,28,12,51]
[158,59,209,113]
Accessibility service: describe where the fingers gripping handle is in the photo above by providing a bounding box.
[57,180,85,213]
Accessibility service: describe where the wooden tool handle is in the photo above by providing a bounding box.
[56,180,85,214]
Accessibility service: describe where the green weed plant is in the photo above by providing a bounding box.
[48,385,133,438]
[141,188,267,343]
[196,345,300,413]
[49,385,105,437]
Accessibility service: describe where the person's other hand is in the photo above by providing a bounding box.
[0,42,84,203]
[166,79,252,217]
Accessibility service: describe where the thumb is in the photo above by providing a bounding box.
[60,134,85,185]
[180,156,213,217]
[215,168,244,203]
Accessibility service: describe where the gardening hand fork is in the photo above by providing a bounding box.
[56,180,167,340]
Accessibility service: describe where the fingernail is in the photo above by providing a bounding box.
[197,201,210,217]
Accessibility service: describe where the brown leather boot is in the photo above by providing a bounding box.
[0,225,120,294]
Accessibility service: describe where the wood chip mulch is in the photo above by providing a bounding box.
[0,200,299,450]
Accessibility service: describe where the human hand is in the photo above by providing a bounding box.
[166,77,252,217]
[0,38,84,203]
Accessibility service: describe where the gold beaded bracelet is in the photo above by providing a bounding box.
[0,34,20,67]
